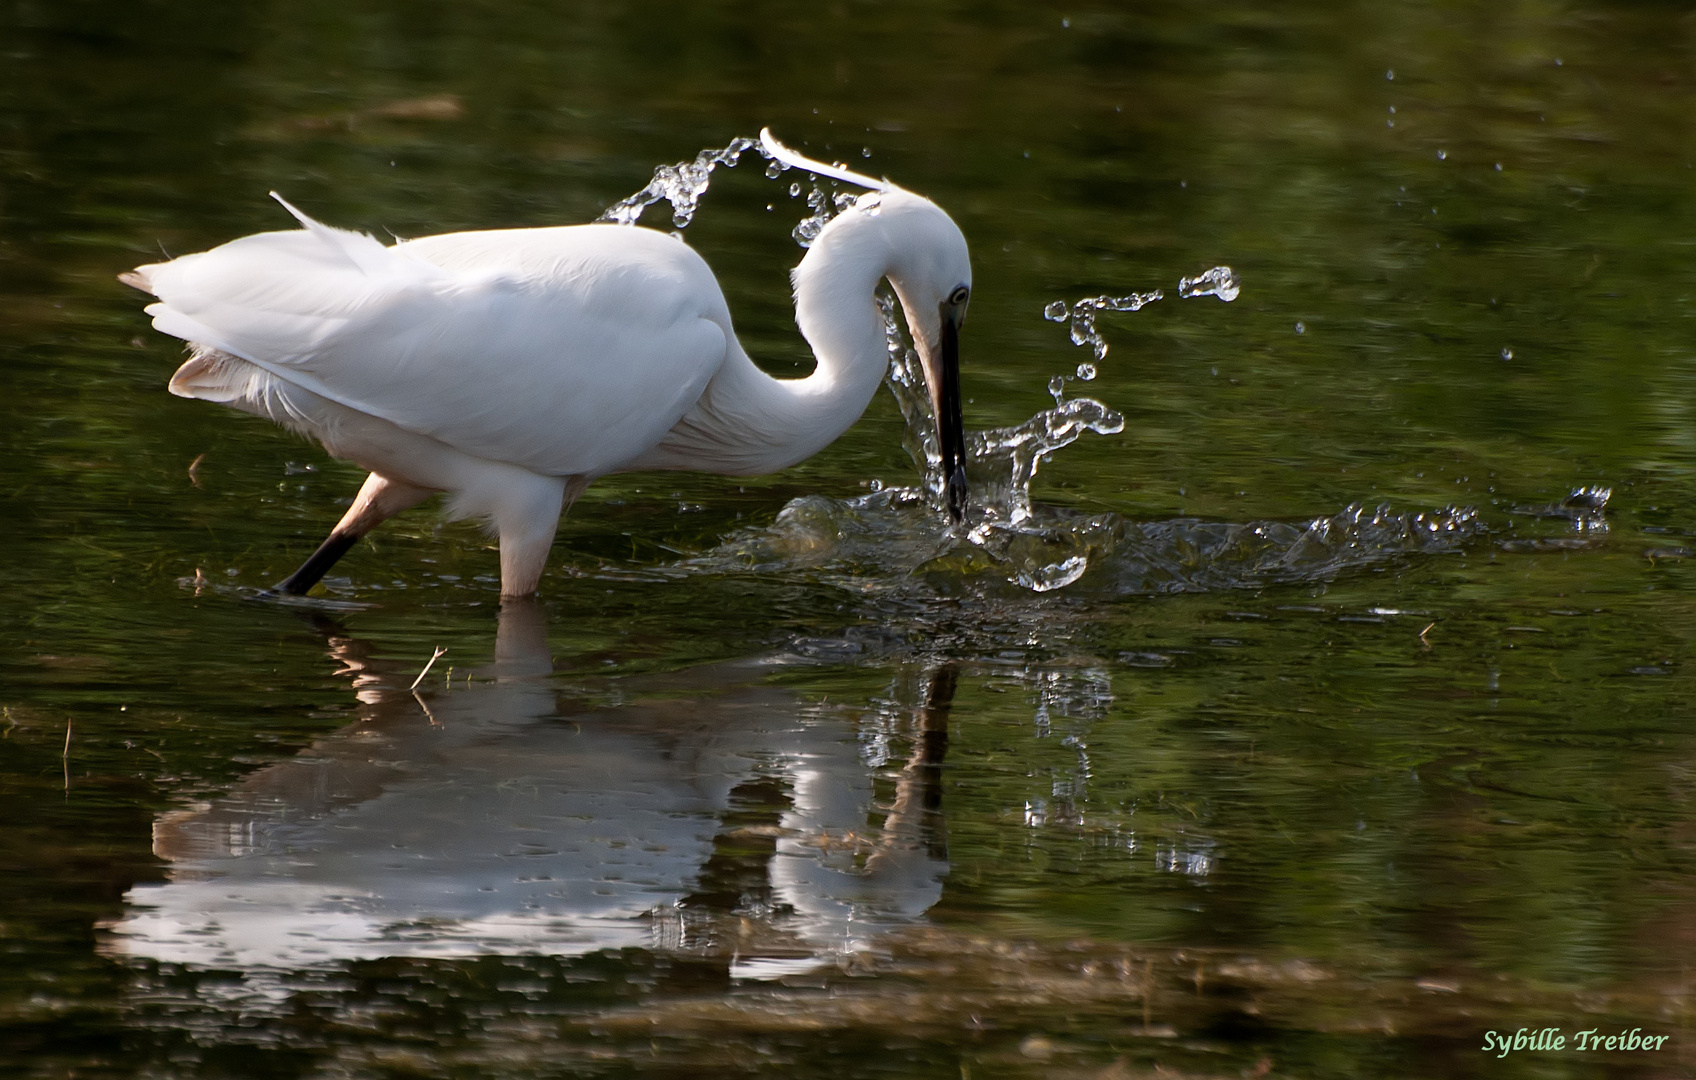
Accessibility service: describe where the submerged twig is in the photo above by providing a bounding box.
[409,647,447,691]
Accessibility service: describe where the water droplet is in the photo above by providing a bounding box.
[1387,120,1395,127]
[1178,266,1240,302]
[868,478,883,492]
[1048,290,1162,362]
[861,147,871,158]
[596,134,760,228]
[1076,362,1097,380]
[1386,69,1395,80]
[873,291,1124,528]
[1495,162,1503,171]
[1019,555,1089,592]
[1295,322,1306,334]
[1043,300,1069,321]
[792,185,837,248]
[1437,149,1447,160]
[1555,57,1563,66]
[1388,105,1396,114]
[1501,347,1513,360]
[1061,16,1070,27]
[789,181,802,197]
[765,160,785,179]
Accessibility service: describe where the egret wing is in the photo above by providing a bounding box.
[138,209,730,478]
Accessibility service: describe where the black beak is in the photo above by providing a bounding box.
[936,313,968,523]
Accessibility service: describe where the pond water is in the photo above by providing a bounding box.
[5,2,1696,1077]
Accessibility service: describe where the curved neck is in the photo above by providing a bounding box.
[786,209,898,433]
[637,209,896,476]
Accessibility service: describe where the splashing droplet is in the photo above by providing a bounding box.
[1295,322,1306,334]
[1047,291,1163,361]
[597,135,760,229]
[792,185,837,248]
[788,181,802,197]
[765,160,786,180]
[875,292,1124,528]
[1386,69,1395,80]
[1018,555,1089,592]
[1501,347,1514,360]
[1437,149,1447,160]
[1178,266,1240,302]
[1075,362,1097,381]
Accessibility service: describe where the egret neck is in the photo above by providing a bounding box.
[633,187,972,523]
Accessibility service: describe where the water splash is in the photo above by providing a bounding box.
[1089,503,1478,594]
[1499,484,1611,552]
[683,292,1476,598]
[877,293,1124,527]
[598,135,762,229]
[598,146,1468,600]
[791,186,878,247]
[1045,267,1241,365]
[600,133,885,251]
[1177,265,1240,302]
[1043,290,1164,362]
[793,185,834,247]
[1514,483,1610,523]
[968,401,1127,529]
[685,488,1480,601]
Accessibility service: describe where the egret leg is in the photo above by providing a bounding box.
[493,475,587,597]
[275,472,433,595]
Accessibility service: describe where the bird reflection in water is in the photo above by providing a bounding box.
[107,602,955,979]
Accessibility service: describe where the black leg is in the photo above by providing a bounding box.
[275,531,359,595]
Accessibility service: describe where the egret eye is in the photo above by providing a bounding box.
[949,285,970,306]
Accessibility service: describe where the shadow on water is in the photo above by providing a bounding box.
[103,601,956,983]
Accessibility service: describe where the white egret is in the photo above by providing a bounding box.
[122,130,972,597]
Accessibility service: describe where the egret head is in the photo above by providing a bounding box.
[761,129,973,522]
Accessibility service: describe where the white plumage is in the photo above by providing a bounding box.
[126,131,973,597]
